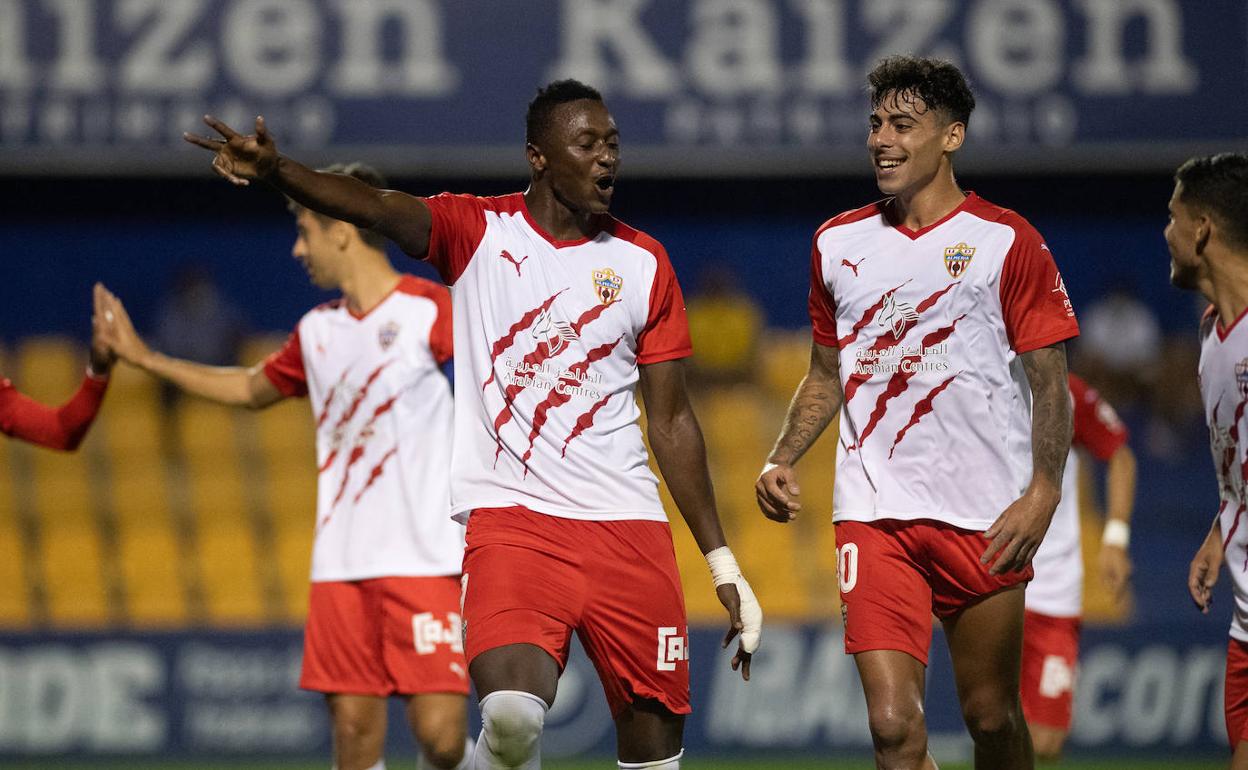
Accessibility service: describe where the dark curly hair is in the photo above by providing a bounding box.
[288,162,389,251]
[525,79,604,146]
[1175,153,1248,251]
[868,56,975,127]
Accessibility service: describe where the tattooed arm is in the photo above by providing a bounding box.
[755,341,843,523]
[980,342,1071,574]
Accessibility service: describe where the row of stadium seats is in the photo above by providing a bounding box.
[0,334,1125,629]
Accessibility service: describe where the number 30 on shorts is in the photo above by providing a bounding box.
[837,543,859,593]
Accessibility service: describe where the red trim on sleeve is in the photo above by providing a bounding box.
[263,327,308,398]
[995,210,1079,353]
[0,373,108,451]
[397,275,454,365]
[1069,373,1128,461]
[421,193,495,284]
[607,220,692,365]
[808,222,840,347]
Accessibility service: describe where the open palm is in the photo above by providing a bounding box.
[183,115,278,186]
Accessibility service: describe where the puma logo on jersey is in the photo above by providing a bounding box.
[841,257,866,277]
[531,309,578,355]
[877,293,919,337]
[500,249,529,276]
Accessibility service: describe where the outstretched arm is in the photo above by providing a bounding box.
[96,285,282,410]
[755,340,842,522]
[184,116,433,257]
[982,343,1071,574]
[640,358,761,679]
[0,284,116,451]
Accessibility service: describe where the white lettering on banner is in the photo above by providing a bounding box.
[1071,643,1225,747]
[177,643,301,696]
[548,0,681,97]
[222,0,320,97]
[328,0,458,96]
[45,0,106,91]
[185,703,319,749]
[413,612,464,655]
[0,0,32,89]
[967,0,1063,96]
[707,626,871,747]
[862,0,960,78]
[1073,0,1198,94]
[0,643,165,752]
[686,0,782,97]
[116,0,213,93]
[789,0,851,96]
[657,627,689,671]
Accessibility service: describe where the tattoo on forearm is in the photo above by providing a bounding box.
[770,346,843,465]
[1021,345,1071,488]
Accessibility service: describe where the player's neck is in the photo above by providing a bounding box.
[339,254,401,317]
[523,186,599,242]
[890,173,966,232]
[1208,249,1248,329]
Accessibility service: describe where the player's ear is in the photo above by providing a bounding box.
[331,220,353,250]
[943,120,965,153]
[526,142,546,175]
[1194,214,1212,256]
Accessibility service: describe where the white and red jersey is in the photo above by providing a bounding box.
[421,192,692,523]
[810,192,1079,531]
[1027,373,1128,617]
[263,275,462,582]
[1198,306,1248,642]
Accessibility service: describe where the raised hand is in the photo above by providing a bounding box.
[89,283,118,376]
[94,284,151,366]
[183,115,278,186]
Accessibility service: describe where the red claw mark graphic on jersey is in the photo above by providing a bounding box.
[518,335,624,476]
[841,258,866,277]
[500,249,530,277]
[318,363,392,475]
[844,282,957,403]
[315,371,347,429]
[352,446,398,505]
[321,393,401,526]
[482,289,567,391]
[851,315,966,449]
[562,392,612,457]
[888,372,961,459]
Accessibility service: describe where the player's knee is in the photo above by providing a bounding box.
[961,694,1024,745]
[414,714,467,766]
[866,703,923,752]
[479,690,547,766]
[331,707,383,750]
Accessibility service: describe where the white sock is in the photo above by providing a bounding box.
[473,690,547,769]
[618,749,683,769]
[334,761,385,770]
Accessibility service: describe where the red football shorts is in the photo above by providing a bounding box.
[1020,610,1081,730]
[300,576,470,697]
[834,519,1033,665]
[1226,637,1248,747]
[462,506,691,717]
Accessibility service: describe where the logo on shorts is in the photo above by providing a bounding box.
[657,627,689,672]
[943,242,975,278]
[413,612,464,655]
[1039,655,1074,698]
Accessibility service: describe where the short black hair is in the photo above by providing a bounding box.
[525,79,604,146]
[288,162,388,251]
[868,56,975,127]
[1175,153,1248,251]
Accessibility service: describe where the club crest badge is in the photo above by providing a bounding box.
[593,268,623,305]
[378,320,400,351]
[943,242,975,278]
[1236,358,1248,397]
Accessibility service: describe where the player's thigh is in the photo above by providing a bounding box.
[404,692,468,747]
[469,642,561,706]
[942,584,1027,709]
[614,696,685,764]
[833,520,935,665]
[854,648,928,725]
[325,693,387,751]
[378,576,471,697]
[1019,610,1080,734]
[578,520,691,720]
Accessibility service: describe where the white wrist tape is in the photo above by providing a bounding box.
[705,547,762,654]
[1102,520,1130,548]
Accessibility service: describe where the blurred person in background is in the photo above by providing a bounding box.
[1,284,114,450]
[183,78,762,770]
[685,265,764,388]
[1075,279,1162,409]
[1022,373,1136,761]
[97,163,471,770]
[1171,152,1248,770]
[757,56,1076,770]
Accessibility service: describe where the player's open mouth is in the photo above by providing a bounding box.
[876,157,905,172]
[595,175,615,192]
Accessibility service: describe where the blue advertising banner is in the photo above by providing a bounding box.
[0,622,1227,761]
[0,0,1243,176]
